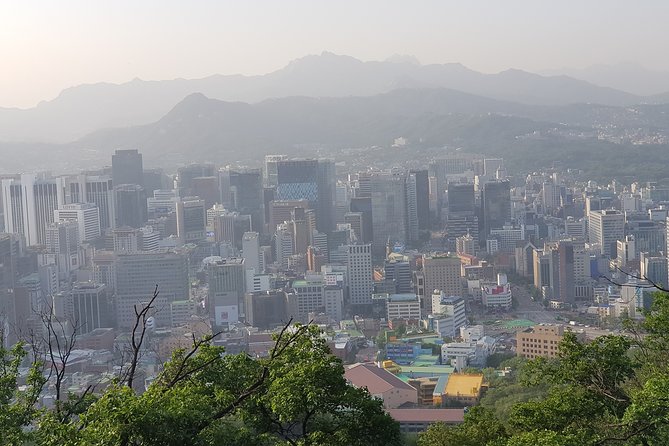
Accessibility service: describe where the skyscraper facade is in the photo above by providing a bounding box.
[346,244,374,306]
[54,202,101,242]
[482,180,511,241]
[588,209,625,258]
[2,174,65,246]
[370,172,407,257]
[114,184,148,228]
[114,251,189,328]
[112,149,144,186]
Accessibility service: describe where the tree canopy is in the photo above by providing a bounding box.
[419,291,669,446]
[0,323,402,446]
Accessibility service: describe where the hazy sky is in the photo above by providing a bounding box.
[2,0,668,108]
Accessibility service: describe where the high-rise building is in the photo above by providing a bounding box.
[626,218,666,257]
[349,197,373,244]
[274,223,294,269]
[142,168,171,193]
[410,169,430,231]
[263,154,287,187]
[316,159,336,233]
[176,197,206,244]
[147,189,179,218]
[268,199,310,232]
[447,183,475,214]
[422,254,462,314]
[114,251,189,328]
[557,240,576,304]
[245,290,288,329]
[114,184,147,228]
[405,173,419,244]
[275,159,335,233]
[177,163,216,197]
[2,174,65,246]
[532,248,552,292]
[206,257,245,329]
[45,221,80,277]
[287,274,325,320]
[242,232,261,274]
[384,258,413,294]
[346,244,374,306]
[481,181,511,241]
[190,176,220,209]
[640,252,668,288]
[225,169,264,232]
[370,172,407,256]
[69,282,112,335]
[112,149,144,186]
[63,175,116,230]
[212,210,251,250]
[588,209,625,258]
[54,203,101,242]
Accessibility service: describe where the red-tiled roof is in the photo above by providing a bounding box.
[387,408,465,423]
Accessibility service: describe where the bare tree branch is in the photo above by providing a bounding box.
[600,265,669,292]
[125,284,160,390]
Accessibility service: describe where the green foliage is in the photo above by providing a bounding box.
[0,324,402,446]
[486,352,515,369]
[418,407,507,446]
[0,342,46,446]
[419,291,669,446]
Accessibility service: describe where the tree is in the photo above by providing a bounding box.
[0,341,46,446]
[420,290,669,445]
[418,407,507,446]
[7,318,402,446]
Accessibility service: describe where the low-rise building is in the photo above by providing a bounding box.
[386,293,421,323]
[440,373,485,406]
[441,336,496,370]
[481,273,512,310]
[516,324,586,359]
[386,408,464,434]
[344,363,418,409]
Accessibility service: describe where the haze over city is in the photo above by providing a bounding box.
[3,3,669,445]
[3,0,669,108]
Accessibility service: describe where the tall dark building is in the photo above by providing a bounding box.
[316,160,336,233]
[177,163,216,197]
[384,259,412,294]
[350,197,373,244]
[445,182,477,250]
[447,182,475,214]
[481,181,511,240]
[143,168,171,194]
[225,169,264,233]
[263,187,276,233]
[276,159,335,233]
[410,169,430,230]
[114,184,148,228]
[112,149,144,186]
[557,241,575,304]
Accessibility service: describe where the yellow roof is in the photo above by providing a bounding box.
[444,374,484,397]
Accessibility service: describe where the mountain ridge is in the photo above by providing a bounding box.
[0,52,657,144]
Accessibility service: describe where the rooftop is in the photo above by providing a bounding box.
[388,293,420,302]
[345,363,417,394]
[386,408,464,423]
[444,374,484,397]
